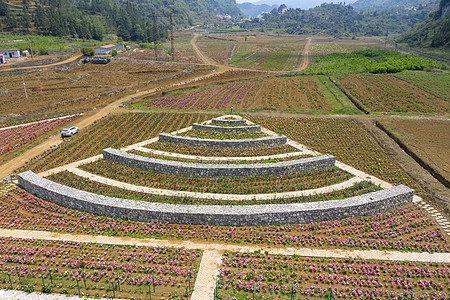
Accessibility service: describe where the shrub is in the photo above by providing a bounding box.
[81,47,94,57]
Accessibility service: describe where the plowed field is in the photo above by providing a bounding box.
[336,75,449,113]
[379,118,450,182]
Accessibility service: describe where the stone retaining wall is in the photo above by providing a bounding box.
[103,148,335,178]
[211,118,246,126]
[158,133,287,148]
[192,123,261,133]
[18,171,414,226]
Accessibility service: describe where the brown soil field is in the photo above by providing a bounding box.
[379,118,450,183]
[336,75,450,113]
[141,76,333,111]
[0,59,213,120]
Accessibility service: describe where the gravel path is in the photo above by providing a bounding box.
[0,289,119,300]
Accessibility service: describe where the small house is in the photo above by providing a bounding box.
[94,44,116,55]
[0,49,21,58]
[0,54,5,64]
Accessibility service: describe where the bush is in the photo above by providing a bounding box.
[111,49,117,57]
[38,49,49,55]
[81,47,95,57]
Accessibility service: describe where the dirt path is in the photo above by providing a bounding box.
[295,37,311,72]
[0,228,448,263]
[0,55,81,72]
[191,34,217,65]
[0,67,229,180]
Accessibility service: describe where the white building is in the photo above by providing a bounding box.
[0,49,21,58]
[94,44,116,55]
[0,54,5,64]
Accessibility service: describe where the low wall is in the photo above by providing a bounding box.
[103,148,335,178]
[211,118,246,126]
[192,123,261,133]
[158,133,287,148]
[18,171,414,226]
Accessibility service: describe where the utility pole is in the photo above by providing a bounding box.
[27,38,33,58]
[151,10,158,60]
[169,12,175,60]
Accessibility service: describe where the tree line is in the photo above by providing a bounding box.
[0,0,168,42]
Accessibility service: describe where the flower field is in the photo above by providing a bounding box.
[25,112,216,173]
[140,77,334,111]
[251,117,419,188]
[145,142,299,157]
[177,129,267,140]
[79,160,352,194]
[0,115,78,159]
[0,236,201,298]
[47,171,379,205]
[336,75,449,113]
[128,149,311,164]
[216,252,450,299]
[1,188,448,252]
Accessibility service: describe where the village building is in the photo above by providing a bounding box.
[0,49,21,58]
[94,44,117,55]
[0,53,5,64]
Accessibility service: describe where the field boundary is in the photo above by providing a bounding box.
[329,77,370,114]
[375,121,450,190]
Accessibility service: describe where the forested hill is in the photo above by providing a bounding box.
[0,0,240,42]
[351,0,436,10]
[241,3,437,37]
[398,0,450,48]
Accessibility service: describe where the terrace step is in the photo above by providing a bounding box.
[103,148,336,178]
[192,122,261,133]
[158,132,287,149]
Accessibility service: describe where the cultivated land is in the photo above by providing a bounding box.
[0,32,449,299]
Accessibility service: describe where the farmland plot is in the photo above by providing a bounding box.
[252,117,418,188]
[0,236,201,299]
[141,77,334,111]
[217,252,450,299]
[378,118,450,183]
[336,75,449,113]
[0,61,207,118]
[226,35,306,71]
[196,36,236,64]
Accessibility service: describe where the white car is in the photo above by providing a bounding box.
[61,126,79,137]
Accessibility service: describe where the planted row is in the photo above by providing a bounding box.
[0,237,201,298]
[1,188,448,252]
[145,142,299,157]
[176,129,267,140]
[217,252,450,299]
[128,149,312,164]
[79,160,353,194]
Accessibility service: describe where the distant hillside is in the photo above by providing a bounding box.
[351,0,435,10]
[237,2,277,18]
[398,0,450,47]
[0,0,240,42]
[241,3,436,36]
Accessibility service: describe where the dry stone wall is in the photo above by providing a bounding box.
[211,118,246,126]
[158,133,287,148]
[103,148,335,178]
[18,171,414,226]
[192,123,261,133]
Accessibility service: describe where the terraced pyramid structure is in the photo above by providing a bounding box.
[18,115,414,226]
